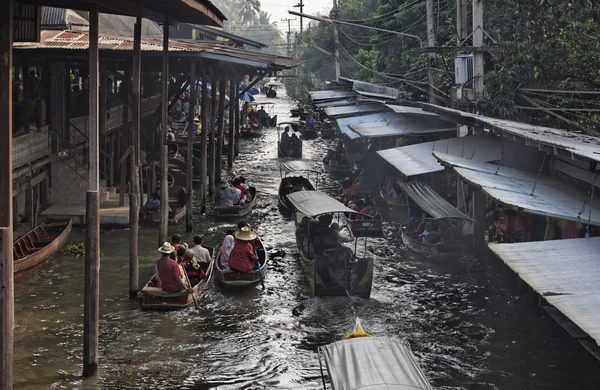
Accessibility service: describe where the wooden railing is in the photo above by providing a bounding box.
[12,126,50,169]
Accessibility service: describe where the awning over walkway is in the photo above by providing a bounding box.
[398,181,474,221]
[489,238,600,345]
[434,152,600,226]
[336,112,401,140]
[349,116,455,139]
[310,90,358,102]
[324,103,389,119]
[377,134,501,177]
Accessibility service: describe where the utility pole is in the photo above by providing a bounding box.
[293,0,304,44]
[281,18,296,57]
[472,0,484,100]
[331,0,341,82]
[426,0,437,104]
[456,0,468,44]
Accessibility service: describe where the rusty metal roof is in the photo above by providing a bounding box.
[14,30,301,69]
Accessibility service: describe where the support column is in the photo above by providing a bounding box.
[83,3,100,378]
[209,68,217,196]
[119,67,130,206]
[0,1,14,388]
[186,61,196,232]
[472,188,486,256]
[129,15,142,297]
[159,17,169,246]
[472,0,484,100]
[332,0,341,82]
[216,72,226,184]
[228,75,235,169]
[99,66,107,183]
[234,81,240,157]
[200,64,208,213]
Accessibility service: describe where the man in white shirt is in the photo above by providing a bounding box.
[189,235,212,264]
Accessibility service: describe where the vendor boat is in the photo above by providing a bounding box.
[278,161,320,216]
[277,122,302,158]
[215,234,268,288]
[214,187,258,218]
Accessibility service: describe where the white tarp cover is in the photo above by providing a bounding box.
[349,117,455,138]
[321,337,433,390]
[489,238,600,345]
[398,182,474,221]
[336,112,401,140]
[324,103,389,118]
[310,90,358,101]
[376,134,501,177]
[434,152,600,226]
[281,160,312,173]
[286,191,357,217]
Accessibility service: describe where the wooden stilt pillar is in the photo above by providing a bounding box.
[159,17,169,246]
[186,61,196,232]
[216,72,226,184]
[228,75,235,169]
[0,1,14,388]
[200,64,208,213]
[472,188,486,256]
[119,67,130,207]
[234,82,240,157]
[129,16,142,297]
[83,4,100,378]
[208,68,217,196]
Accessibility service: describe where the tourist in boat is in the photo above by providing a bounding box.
[183,249,205,280]
[290,133,301,154]
[144,192,161,212]
[232,178,248,202]
[193,117,202,135]
[189,235,212,265]
[257,105,268,125]
[215,179,243,206]
[281,127,291,145]
[298,216,313,253]
[218,230,235,270]
[329,222,355,244]
[228,227,260,272]
[306,113,315,129]
[171,234,182,253]
[238,221,250,230]
[357,202,377,220]
[239,176,250,193]
[156,242,191,293]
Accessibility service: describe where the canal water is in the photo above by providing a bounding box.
[14,95,600,389]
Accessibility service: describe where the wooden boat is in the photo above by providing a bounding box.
[215,236,268,287]
[147,187,187,223]
[401,227,464,260]
[343,214,383,237]
[139,247,215,310]
[240,126,263,138]
[320,121,336,139]
[12,219,73,273]
[278,176,315,215]
[300,125,318,140]
[277,123,302,158]
[287,191,374,298]
[214,187,258,218]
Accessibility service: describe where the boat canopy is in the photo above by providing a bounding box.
[286,191,357,217]
[320,337,433,390]
[281,160,316,174]
[398,181,474,221]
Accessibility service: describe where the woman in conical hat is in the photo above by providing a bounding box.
[228,227,260,273]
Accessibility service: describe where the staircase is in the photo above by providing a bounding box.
[49,155,109,205]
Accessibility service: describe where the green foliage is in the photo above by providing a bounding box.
[63,243,85,257]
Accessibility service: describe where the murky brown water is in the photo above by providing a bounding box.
[13,95,600,389]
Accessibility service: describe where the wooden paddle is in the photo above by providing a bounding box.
[255,258,266,290]
[182,264,200,310]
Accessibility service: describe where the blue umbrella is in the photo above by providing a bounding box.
[241,85,260,95]
[240,92,255,102]
[187,83,211,93]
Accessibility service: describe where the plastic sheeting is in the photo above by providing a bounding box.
[434,152,600,226]
[320,337,433,390]
[398,181,474,221]
[377,134,501,177]
[324,103,389,118]
[310,90,358,101]
[489,238,600,345]
[286,191,357,217]
[336,112,401,140]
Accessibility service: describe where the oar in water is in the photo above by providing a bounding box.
[182,265,200,310]
[255,259,266,290]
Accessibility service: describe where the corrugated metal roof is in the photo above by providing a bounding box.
[386,104,439,117]
[434,153,600,226]
[315,99,358,108]
[321,337,433,390]
[13,30,301,69]
[349,117,455,138]
[399,181,474,221]
[310,90,358,102]
[422,103,600,163]
[286,191,357,217]
[377,134,501,177]
[489,238,600,345]
[324,103,389,119]
[352,80,399,99]
[335,112,401,140]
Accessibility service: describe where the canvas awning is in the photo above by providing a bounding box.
[336,112,401,140]
[320,337,433,390]
[349,117,455,139]
[286,191,356,217]
[310,90,358,102]
[324,103,389,118]
[489,238,600,345]
[377,134,501,177]
[281,161,316,174]
[398,181,474,221]
[434,152,600,226]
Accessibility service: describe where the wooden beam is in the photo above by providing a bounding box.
[200,63,208,213]
[159,16,169,246]
[186,60,196,232]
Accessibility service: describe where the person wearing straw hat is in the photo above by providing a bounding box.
[215,179,242,206]
[192,117,202,135]
[228,227,259,273]
[156,242,192,293]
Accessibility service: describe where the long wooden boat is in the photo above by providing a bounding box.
[139,247,215,310]
[278,139,302,158]
[215,236,268,287]
[343,214,383,237]
[147,187,187,223]
[401,227,464,260]
[278,176,315,216]
[214,187,258,218]
[12,219,73,273]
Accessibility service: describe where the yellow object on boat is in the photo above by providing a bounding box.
[345,317,371,339]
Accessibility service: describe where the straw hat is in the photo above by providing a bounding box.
[235,227,257,241]
[193,117,200,123]
[220,179,230,188]
[158,242,175,254]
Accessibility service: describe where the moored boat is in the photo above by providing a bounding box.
[214,187,258,218]
[215,232,268,287]
[287,191,374,298]
[278,161,320,216]
[147,186,187,223]
[139,247,215,310]
[13,219,73,273]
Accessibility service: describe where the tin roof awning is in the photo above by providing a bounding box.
[489,238,600,345]
[434,152,600,226]
[286,191,357,217]
[377,134,501,177]
[188,24,266,48]
[281,160,316,174]
[310,90,358,102]
[320,337,433,390]
[398,181,474,221]
[335,112,401,140]
[385,104,439,117]
[349,117,455,139]
[352,80,399,100]
[324,103,389,119]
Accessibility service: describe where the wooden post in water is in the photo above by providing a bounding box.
[209,67,218,196]
[234,81,240,157]
[83,4,101,377]
[200,64,208,213]
[0,1,14,387]
[159,17,169,246]
[472,188,486,256]
[186,61,196,232]
[119,65,130,207]
[216,71,226,184]
[228,75,235,169]
[129,16,142,297]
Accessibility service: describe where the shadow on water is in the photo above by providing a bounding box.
[13,94,600,389]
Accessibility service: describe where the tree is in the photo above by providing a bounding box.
[238,0,261,26]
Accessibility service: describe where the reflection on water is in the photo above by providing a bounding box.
[13,95,600,389]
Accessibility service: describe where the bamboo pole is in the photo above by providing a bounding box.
[216,71,226,184]
[200,64,208,213]
[228,75,235,169]
[159,17,169,246]
[186,61,196,232]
